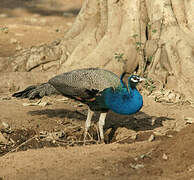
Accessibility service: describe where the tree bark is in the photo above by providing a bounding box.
[145,0,194,99]
[1,0,194,99]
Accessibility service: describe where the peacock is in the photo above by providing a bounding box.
[12,68,144,142]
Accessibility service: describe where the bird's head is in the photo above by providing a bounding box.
[120,73,144,89]
[128,75,144,88]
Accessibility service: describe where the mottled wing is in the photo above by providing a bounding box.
[48,68,120,100]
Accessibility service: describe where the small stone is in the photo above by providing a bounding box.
[2,121,9,129]
[0,121,10,131]
[151,117,156,126]
[130,163,144,169]
[0,13,8,18]
[63,12,74,17]
[140,154,145,159]
[139,151,152,159]
[0,132,9,144]
[148,134,155,142]
[162,153,168,160]
[168,93,176,101]
[10,38,18,44]
[167,134,173,138]
[16,45,23,51]
[131,134,137,140]
[134,157,138,161]
[184,117,194,124]
[188,164,194,172]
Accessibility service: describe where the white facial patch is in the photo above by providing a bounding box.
[131,77,139,83]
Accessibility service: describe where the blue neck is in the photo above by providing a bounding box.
[120,73,126,88]
[103,83,143,115]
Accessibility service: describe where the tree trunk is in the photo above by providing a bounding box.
[2,0,194,100]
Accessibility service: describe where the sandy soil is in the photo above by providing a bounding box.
[0,0,194,180]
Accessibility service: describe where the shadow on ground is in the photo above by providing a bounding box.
[28,108,174,143]
[28,108,174,131]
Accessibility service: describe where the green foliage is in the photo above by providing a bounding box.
[115,53,124,61]
[147,23,157,33]
[114,53,127,63]
[144,77,156,93]
[136,42,143,46]
[152,29,157,33]
[147,23,151,30]
[0,27,8,33]
[147,56,153,63]
[132,34,138,38]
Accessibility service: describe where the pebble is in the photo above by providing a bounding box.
[10,38,18,44]
[16,45,23,51]
[131,134,137,140]
[168,93,176,101]
[139,151,152,159]
[148,134,155,142]
[63,12,74,17]
[130,163,144,169]
[162,153,168,160]
[0,121,10,131]
[188,164,194,172]
[0,13,8,18]
[151,117,156,126]
[0,132,9,144]
[184,117,194,124]
[167,134,173,138]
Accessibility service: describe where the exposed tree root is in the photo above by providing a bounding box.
[146,0,194,99]
[1,0,193,99]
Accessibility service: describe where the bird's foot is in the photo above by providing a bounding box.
[83,131,93,146]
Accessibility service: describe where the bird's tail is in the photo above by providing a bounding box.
[12,83,59,99]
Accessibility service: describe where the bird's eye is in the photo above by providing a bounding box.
[130,76,139,83]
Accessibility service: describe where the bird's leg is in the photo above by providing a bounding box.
[84,108,94,144]
[98,112,107,143]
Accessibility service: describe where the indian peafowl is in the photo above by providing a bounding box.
[12,68,144,142]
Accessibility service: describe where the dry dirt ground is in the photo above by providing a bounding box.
[0,0,194,180]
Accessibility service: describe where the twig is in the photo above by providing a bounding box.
[112,135,136,144]
[5,135,38,155]
[56,139,98,145]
